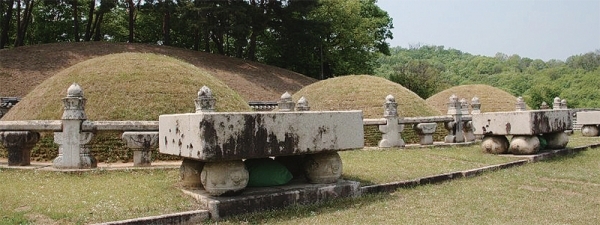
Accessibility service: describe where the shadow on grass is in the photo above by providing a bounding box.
[341,174,376,186]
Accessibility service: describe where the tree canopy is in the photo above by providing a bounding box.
[0,0,393,80]
[376,45,600,108]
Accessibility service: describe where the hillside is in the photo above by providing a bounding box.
[0,42,316,101]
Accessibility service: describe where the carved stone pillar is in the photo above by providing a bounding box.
[378,95,405,148]
[445,94,464,143]
[53,83,97,169]
[277,92,295,112]
[195,86,216,113]
[515,97,526,111]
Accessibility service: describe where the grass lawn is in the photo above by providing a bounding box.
[1,133,598,224]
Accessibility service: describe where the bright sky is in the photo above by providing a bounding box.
[376,0,600,61]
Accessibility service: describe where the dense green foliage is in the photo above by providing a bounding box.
[0,0,392,80]
[376,45,600,108]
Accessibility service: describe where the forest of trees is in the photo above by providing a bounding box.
[1,0,598,109]
[0,0,393,79]
[375,45,600,109]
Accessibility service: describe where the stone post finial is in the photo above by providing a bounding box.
[447,94,460,115]
[296,96,310,111]
[62,83,87,120]
[471,97,481,114]
[460,98,469,115]
[195,86,216,113]
[560,99,567,109]
[278,92,295,112]
[383,94,398,117]
[515,97,526,111]
[553,97,561,109]
[540,102,549,109]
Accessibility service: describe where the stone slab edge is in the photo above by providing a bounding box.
[91,210,210,225]
[183,180,360,220]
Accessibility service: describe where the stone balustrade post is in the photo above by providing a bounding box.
[515,97,526,111]
[553,97,561,110]
[278,92,295,112]
[296,96,310,111]
[195,86,216,113]
[122,132,159,167]
[444,94,464,143]
[0,131,40,166]
[413,123,437,145]
[471,97,481,114]
[463,121,476,142]
[540,102,549,109]
[560,99,568,109]
[53,83,97,169]
[378,95,405,148]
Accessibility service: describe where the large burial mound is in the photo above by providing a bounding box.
[0,42,316,101]
[426,84,528,113]
[292,75,442,119]
[2,53,251,121]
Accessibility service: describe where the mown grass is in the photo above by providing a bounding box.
[219,140,600,224]
[1,134,598,224]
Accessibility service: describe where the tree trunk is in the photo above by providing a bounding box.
[127,0,134,42]
[92,12,103,41]
[13,0,34,47]
[84,0,95,41]
[72,0,79,42]
[162,8,170,45]
[0,0,14,48]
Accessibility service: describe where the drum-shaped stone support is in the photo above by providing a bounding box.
[481,135,509,154]
[581,125,599,137]
[180,158,205,188]
[543,132,569,149]
[200,160,249,196]
[303,152,343,184]
[509,135,540,155]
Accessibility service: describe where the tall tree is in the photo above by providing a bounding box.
[13,0,36,47]
[0,0,15,48]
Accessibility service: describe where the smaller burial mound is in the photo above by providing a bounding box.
[292,75,443,146]
[426,84,529,113]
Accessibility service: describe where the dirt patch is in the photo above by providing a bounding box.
[0,42,316,101]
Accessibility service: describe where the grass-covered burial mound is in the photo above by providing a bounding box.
[292,75,443,146]
[426,84,529,113]
[1,53,251,162]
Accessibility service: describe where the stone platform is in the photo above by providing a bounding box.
[181,179,360,220]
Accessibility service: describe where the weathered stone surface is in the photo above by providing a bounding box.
[200,160,249,196]
[543,132,569,149]
[481,135,509,154]
[122,132,159,167]
[159,111,364,161]
[581,125,599,137]
[0,131,40,166]
[303,152,342,184]
[184,180,360,220]
[472,110,570,135]
[413,122,437,145]
[509,135,540,155]
[577,111,600,125]
[180,158,205,188]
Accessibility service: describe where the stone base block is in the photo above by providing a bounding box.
[183,179,360,220]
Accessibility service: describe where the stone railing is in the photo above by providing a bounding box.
[0,84,159,168]
[363,94,479,148]
[248,101,278,111]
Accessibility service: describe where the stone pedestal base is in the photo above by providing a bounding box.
[0,131,40,166]
[180,158,205,188]
[510,135,540,155]
[303,152,342,184]
[543,132,569,149]
[481,135,509,154]
[200,160,249,196]
[581,125,599,137]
